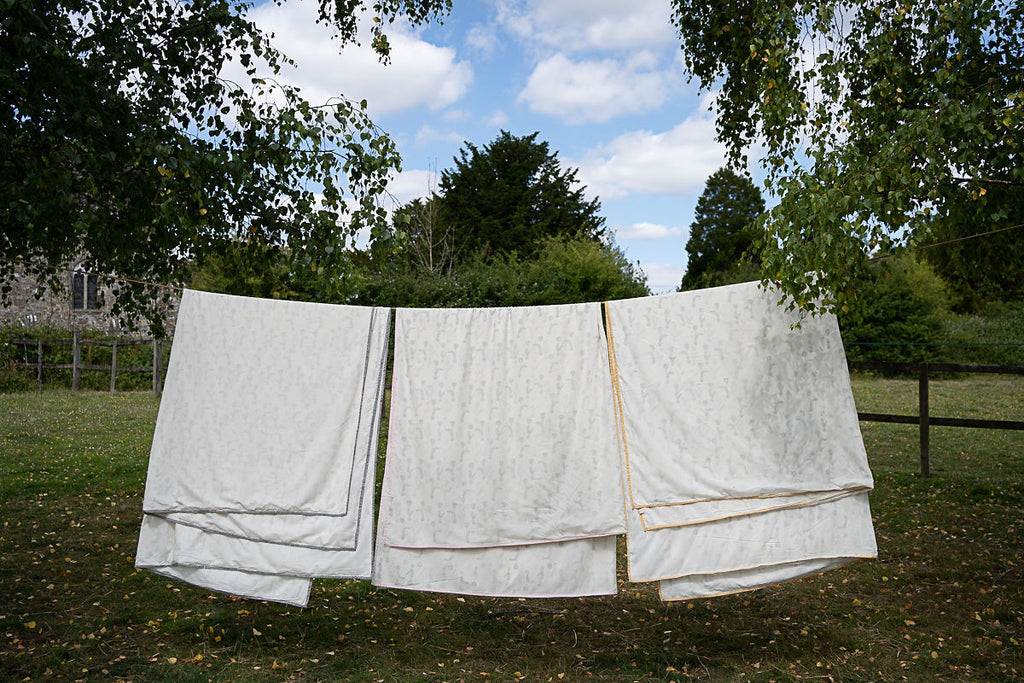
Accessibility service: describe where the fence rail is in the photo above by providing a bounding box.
[848,360,1024,477]
[10,333,166,395]
[8,343,1021,462]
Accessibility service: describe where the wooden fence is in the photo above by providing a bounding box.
[8,341,1023,467]
[10,333,167,395]
[849,361,1024,477]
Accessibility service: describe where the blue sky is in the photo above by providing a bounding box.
[243,0,755,293]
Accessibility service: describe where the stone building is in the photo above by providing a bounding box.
[1,260,179,335]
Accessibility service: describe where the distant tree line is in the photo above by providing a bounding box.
[679,165,1024,363]
[191,131,649,308]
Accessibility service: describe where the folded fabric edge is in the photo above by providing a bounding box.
[144,512,361,552]
[368,581,618,600]
[631,553,878,585]
[381,529,625,551]
[166,555,372,582]
[170,523,374,579]
[140,502,376,578]
[632,485,873,512]
[636,487,872,531]
[372,528,619,599]
[143,508,357,517]
[656,556,870,602]
[135,563,313,608]
[623,490,878,584]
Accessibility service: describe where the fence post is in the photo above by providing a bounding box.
[36,340,43,390]
[110,341,118,393]
[919,363,930,477]
[72,331,81,391]
[152,340,162,396]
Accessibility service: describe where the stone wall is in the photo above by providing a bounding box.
[1,266,179,336]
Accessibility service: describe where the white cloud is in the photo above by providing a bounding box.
[485,110,510,127]
[615,222,683,240]
[573,103,729,200]
[442,109,472,123]
[241,0,472,116]
[636,261,684,294]
[518,52,675,123]
[496,0,676,53]
[465,24,499,58]
[414,124,466,147]
[385,168,439,206]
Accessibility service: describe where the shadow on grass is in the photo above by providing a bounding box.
[2,388,1022,681]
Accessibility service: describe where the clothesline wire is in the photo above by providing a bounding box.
[867,222,1024,262]
[5,220,1023,295]
[849,341,1024,347]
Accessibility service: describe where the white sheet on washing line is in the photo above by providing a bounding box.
[144,290,386,521]
[134,284,877,605]
[136,290,390,605]
[605,281,874,528]
[381,302,625,550]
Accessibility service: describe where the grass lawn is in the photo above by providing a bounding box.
[1,377,1022,682]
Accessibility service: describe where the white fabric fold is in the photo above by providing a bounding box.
[605,281,873,528]
[372,534,618,598]
[382,303,625,550]
[636,489,861,530]
[658,558,854,601]
[136,516,313,607]
[625,491,877,583]
[136,290,390,605]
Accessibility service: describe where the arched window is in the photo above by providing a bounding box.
[72,271,99,310]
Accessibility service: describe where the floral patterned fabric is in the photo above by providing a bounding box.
[606,282,876,599]
[605,282,873,529]
[136,290,389,606]
[372,303,624,598]
[138,283,875,605]
[382,303,625,549]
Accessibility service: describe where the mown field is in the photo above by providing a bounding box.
[1,376,1022,682]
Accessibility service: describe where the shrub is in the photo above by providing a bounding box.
[840,255,953,364]
[351,237,648,308]
[944,300,1024,365]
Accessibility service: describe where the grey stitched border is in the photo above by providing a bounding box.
[346,306,391,558]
